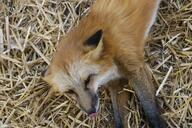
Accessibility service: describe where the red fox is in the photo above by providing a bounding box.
[43,0,166,127]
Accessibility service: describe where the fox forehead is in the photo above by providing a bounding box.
[51,60,100,92]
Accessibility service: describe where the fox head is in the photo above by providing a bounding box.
[43,29,120,116]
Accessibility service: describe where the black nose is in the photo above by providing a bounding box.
[87,107,97,115]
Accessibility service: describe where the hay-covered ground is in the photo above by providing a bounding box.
[0,0,191,128]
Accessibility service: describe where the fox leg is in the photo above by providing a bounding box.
[108,79,128,128]
[129,65,167,128]
[108,65,166,128]
[115,56,166,128]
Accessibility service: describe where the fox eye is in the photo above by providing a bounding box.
[84,74,95,89]
[85,75,91,86]
[65,89,75,94]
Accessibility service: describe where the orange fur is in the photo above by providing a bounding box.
[44,0,166,127]
[50,0,158,73]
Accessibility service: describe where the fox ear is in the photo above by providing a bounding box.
[42,68,49,77]
[84,30,103,59]
[85,30,103,48]
[42,67,52,83]
[42,68,58,92]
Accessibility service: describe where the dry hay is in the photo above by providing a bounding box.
[0,0,191,128]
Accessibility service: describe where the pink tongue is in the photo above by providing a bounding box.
[89,113,97,118]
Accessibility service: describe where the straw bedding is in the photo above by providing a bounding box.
[0,0,191,128]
